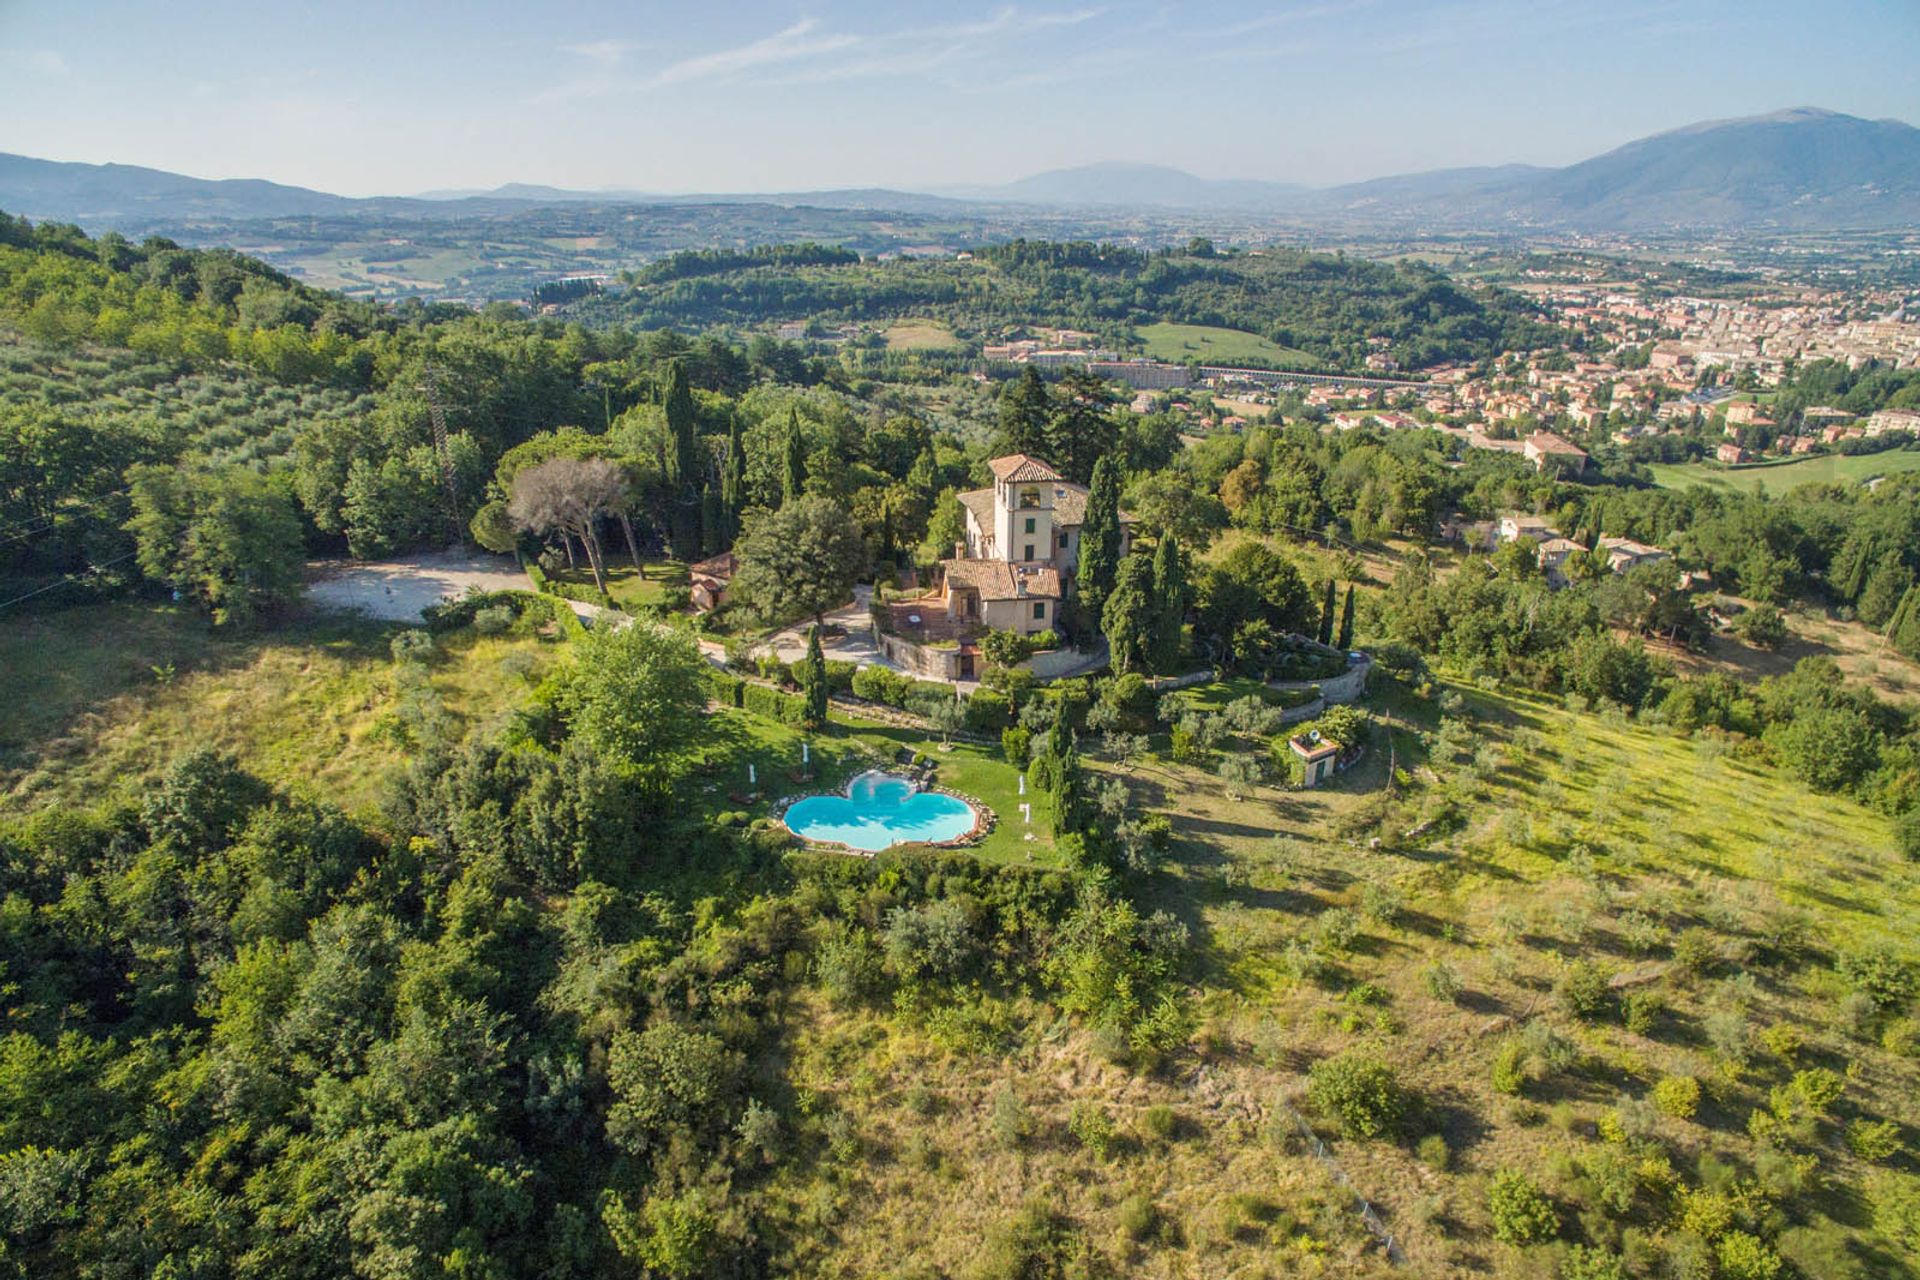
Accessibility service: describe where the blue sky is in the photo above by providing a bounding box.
[3,0,1917,195]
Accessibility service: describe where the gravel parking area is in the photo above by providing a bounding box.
[305,550,530,622]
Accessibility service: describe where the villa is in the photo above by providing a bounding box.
[876,453,1132,679]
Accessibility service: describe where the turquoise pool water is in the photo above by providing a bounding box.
[784,771,976,852]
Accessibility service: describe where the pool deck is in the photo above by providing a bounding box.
[773,768,996,857]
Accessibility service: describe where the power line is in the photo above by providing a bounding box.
[0,551,137,612]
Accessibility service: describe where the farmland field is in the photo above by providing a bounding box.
[1648,448,1920,491]
[1134,321,1325,369]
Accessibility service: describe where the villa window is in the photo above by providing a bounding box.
[1033,602,1046,620]
[1023,543,1034,561]
[1057,532,1068,549]
[1018,486,1040,509]
[1024,517,1035,534]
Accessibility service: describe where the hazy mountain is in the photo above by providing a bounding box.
[1518,107,1920,229]
[0,152,358,223]
[947,161,1307,210]
[5,108,1917,234]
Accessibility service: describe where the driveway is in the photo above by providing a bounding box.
[760,586,896,668]
[306,550,530,622]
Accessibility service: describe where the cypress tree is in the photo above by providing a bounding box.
[802,625,829,728]
[721,415,747,538]
[1102,556,1155,675]
[1337,583,1356,650]
[663,361,701,560]
[663,361,697,490]
[781,406,807,507]
[700,483,722,557]
[1149,535,1189,674]
[1074,454,1123,635]
[1317,578,1336,645]
[1889,584,1920,660]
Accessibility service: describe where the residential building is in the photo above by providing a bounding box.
[1536,536,1589,588]
[1290,731,1342,788]
[1597,536,1669,575]
[1524,430,1589,473]
[1497,513,1558,544]
[1716,442,1751,464]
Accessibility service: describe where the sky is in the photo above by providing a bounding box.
[3,0,1919,196]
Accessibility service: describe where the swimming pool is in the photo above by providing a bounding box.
[783,770,978,852]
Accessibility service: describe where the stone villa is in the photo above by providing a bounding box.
[878,453,1132,679]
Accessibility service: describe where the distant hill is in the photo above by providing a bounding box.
[948,162,1307,210]
[1517,107,1920,229]
[6,108,1918,234]
[0,153,358,224]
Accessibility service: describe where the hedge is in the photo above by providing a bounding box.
[741,681,809,726]
[422,589,564,635]
[965,688,1013,732]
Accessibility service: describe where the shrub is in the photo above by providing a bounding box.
[990,1086,1033,1150]
[1838,945,1915,1010]
[1713,1231,1783,1280]
[1897,808,1920,862]
[1417,1133,1451,1172]
[1117,1193,1159,1243]
[1491,1040,1529,1095]
[390,629,434,664]
[1621,990,1665,1036]
[1673,927,1719,976]
[1869,1172,1920,1254]
[1487,1169,1558,1244]
[1758,1023,1804,1061]
[1141,1105,1178,1141]
[851,664,909,706]
[1421,961,1463,1004]
[1068,1100,1116,1159]
[471,604,514,635]
[1306,1050,1410,1140]
[1561,1244,1627,1280]
[1001,726,1031,766]
[1847,1117,1903,1162]
[1558,960,1613,1021]
[1652,1075,1701,1120]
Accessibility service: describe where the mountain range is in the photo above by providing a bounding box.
[4,107,1917,234]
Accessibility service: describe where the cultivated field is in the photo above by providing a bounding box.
[1134,322,1324,369]
[1648,449,1920,492]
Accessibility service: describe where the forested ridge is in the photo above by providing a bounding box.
[582,239,1565,372]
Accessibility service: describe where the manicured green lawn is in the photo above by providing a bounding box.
[695,706,1057,866]
[1649,448,1920,492]
[550,558,688,612]
[1133,321,1322,369]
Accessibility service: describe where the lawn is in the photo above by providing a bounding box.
[1648,448,1920,492]
[1135,321,1323,369]
[549,558,688,612]
[697,705,1057,866]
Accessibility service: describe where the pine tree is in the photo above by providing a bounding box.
[781,406,807,507]
[1149,535,1189,674]
[996,365,1051,458]
[1337,583,1356,650]
[1074,455,1123,635]
[1317,578,1336,645]
[802,625,829,728]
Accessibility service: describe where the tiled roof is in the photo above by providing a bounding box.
[958,488,995,535]
[941,559,1061,601]
[1525,430,1589,458]
[987,454,1063,482]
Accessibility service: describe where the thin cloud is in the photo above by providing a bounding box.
[645,18,858,89]
[559,39,632,68]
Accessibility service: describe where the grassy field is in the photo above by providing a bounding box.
[1648,448,1920,492]
[0,602,564,816]
[882,320,962,351]
[7,602,1916,1276]
[1135,321,1323,369]
[761,674,1919,1276]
